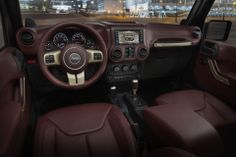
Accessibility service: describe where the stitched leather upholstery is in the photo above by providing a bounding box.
[154,90,236,128]
[34,103,199,157]
[34,103,137,157]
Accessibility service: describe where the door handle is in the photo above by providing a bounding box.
[208,59,230,86]
[19,76,26,112]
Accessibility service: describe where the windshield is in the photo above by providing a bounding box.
[19,0,196,26]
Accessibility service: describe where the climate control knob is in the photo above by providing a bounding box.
[130,64,138,71]
[122,65,129,72]
[113,66,120,72]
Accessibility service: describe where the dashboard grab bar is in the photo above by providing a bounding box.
[154,41,192,48]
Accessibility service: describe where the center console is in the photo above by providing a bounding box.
[143,105,224,157]
[109,79,148,120]
[106,27,149,83]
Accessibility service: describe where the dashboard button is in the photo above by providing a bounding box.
[45,55,55,64]
[125,47,135,58]
[94,53,102,60]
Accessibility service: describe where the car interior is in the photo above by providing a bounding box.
[1,0,236,157]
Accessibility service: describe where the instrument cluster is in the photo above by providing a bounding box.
[45,31,97,51]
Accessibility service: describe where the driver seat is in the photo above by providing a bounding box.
[34,103,196,157]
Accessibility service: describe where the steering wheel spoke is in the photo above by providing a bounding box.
[44,50,61,66]
[87,49,103,63]
[67,71,85,86]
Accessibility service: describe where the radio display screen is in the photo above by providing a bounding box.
[117,30,140,44]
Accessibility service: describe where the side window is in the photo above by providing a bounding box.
[0,11,5,49]
[206,0,236,45]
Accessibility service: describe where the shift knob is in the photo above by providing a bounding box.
[132,79,138,96]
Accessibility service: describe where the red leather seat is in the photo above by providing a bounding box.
[148,147,197,157]
[34,103,197,157]
[143,104,224,157]
[143,90,236,157]
[34,103,137,157]
[154,90,236,129]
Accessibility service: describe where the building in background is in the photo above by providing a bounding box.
[96,0,123,14]
[96,0,105,11]
[19,0,236,16]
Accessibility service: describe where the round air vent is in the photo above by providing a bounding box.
[192,28,201,39]
[137,48,148,59]
[20,31,34,45]
[111,48,122,61]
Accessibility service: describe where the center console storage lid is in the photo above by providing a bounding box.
[143,105,224,157]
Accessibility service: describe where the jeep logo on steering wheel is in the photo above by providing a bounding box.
[69,53,81,64]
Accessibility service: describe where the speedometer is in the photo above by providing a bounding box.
[72,32,86,45]
[53,32,68,49]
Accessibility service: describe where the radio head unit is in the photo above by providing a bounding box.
[114,29,144,45]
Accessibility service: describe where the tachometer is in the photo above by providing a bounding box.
[72,32,86,45]
[53,32,68,49]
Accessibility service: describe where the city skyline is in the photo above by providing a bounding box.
[19,0,236,13]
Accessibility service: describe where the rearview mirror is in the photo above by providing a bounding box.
[204,20,232,41]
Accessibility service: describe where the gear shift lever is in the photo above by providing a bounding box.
[132,79,138,96]
[131,79,142,106]
[110,86,117,98]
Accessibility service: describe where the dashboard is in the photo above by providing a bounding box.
[16,22,201,86]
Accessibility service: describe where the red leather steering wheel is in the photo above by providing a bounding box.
[38,22,108,89]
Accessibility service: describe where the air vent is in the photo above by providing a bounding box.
[21,31,34,45]
[111,48,122,61]
[137,48,148,59]
[192,28,201,39]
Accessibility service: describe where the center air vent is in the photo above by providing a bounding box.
[20,31,34,45]
[137,47,148,59]
[111,48,122,61]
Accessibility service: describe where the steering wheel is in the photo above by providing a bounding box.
[38,22,108,89]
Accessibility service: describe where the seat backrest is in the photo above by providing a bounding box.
[34,103,138,157]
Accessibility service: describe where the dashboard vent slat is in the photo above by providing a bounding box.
[21,31,34,45]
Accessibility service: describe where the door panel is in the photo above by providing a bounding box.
[0,47,29,157]
[194,40,236,105]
